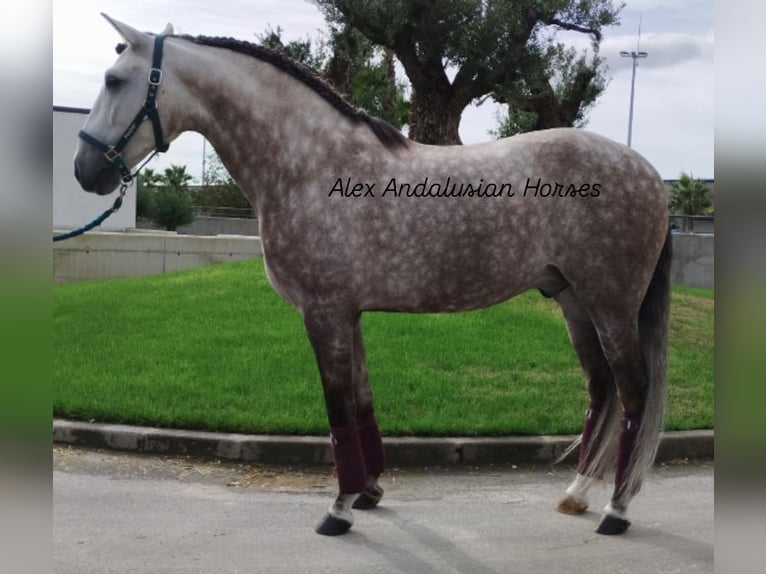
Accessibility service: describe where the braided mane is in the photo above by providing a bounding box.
[181,34,409,149]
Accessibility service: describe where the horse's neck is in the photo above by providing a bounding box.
[169,40,378,207]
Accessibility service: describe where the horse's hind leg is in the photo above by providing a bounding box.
[351,318,385,510]
[302,308,365,536]
[588,307,650,535]
[555,289,619,516]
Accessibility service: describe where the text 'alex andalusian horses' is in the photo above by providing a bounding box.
[74,14,671,537]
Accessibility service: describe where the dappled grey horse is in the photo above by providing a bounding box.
[74,15,671,537]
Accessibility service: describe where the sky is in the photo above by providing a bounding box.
[53,0,714,182]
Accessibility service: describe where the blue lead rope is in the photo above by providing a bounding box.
[52,193,124,242]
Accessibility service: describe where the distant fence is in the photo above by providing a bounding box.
[180,216,713,252]
[137,210,259,237]
[181,207,258,236]
[669,214,714,234]
[143,212,715,240]
[178,215,259,237]
[192,206,254,219]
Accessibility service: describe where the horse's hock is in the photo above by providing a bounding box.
[53,229,712,289]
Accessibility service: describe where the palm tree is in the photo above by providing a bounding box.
[137,165,195,230]
[669,173,713,232]
[162,165,193,192]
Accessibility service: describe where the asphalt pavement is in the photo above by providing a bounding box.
[53,446,713,574]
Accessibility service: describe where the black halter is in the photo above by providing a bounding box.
[78,34,170,185]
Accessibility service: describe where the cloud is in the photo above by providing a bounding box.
[107,0,326,41]
[602,32,713,72]
[620,0,707,11]
[586,50,714,178]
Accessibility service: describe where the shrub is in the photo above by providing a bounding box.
[137,165,195,230]
[151,189,194,231]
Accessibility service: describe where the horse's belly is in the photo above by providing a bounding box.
[360,247,541,313]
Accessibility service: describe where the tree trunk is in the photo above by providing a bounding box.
[407,87,464,145]
[380,49,398,122]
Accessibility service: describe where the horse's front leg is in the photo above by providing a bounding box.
[303,308,365,536]
[351,317,385,510]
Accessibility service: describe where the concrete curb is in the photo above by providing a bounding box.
[53,419,713,467]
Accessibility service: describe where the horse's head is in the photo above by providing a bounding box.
[74,14,175,195]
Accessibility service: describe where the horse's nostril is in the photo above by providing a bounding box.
[74,160,82,183]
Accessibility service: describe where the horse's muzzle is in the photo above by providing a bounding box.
[74,154,121,195]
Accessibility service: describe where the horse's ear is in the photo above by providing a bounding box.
[162,23,174,35]
[101,13,146,48]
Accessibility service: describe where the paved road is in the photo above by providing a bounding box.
[54,446,713,573]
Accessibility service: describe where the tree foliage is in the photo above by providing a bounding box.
[197,150,251,211]
[138,165,195,231]
[312,0,620,143]
[259,24,409,129]
[492,42,608,137]
[136,167,162,221]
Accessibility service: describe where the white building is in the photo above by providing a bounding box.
[53,106,137,231]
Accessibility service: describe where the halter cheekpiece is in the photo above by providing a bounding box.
[78,34,170,189]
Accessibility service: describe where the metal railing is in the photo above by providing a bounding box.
[669,214,714,234]
[189,207,713,235]
[192,206,255,219]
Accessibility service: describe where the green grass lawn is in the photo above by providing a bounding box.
[53,259,713,436]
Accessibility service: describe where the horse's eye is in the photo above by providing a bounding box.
[105,74,123,89]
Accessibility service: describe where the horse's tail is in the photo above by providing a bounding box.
[623,225,672,496]
[558,226,672,491]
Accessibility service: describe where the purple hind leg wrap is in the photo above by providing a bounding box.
[577,404,600,474]
[357,409,385,477]
[330,425,367,494]
[615,414,641,490]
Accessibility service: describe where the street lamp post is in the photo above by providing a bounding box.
[202,138,207,187]
[620,20,648,148]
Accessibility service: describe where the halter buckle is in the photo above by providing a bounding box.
[104,147,121,162]
[148,68,163,86]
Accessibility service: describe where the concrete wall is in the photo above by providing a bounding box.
[670,233,713,289]
[54,230,713,290]
[53,231,262,283]
[53,107,137,231]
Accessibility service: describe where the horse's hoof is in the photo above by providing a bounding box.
[596,514,631,535]
[556,495,589,515]
[352,485,384,510]
[315,513,353,536]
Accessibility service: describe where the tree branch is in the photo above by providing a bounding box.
[559,65,597,124]
[545,18,602,41]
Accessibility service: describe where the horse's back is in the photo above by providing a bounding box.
[355,128,669,312]
[399,127,667,255]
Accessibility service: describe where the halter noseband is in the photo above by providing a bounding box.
[79,34,170,187]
